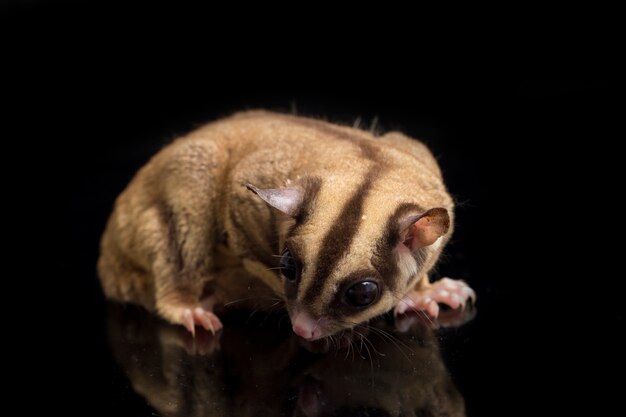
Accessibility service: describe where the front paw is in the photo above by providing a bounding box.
[395,278,476,319]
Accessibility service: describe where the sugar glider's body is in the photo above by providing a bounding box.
[99,111,475,339]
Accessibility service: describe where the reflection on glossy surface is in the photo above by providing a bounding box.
[108,301,470,417]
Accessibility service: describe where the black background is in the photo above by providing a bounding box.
[4,2,623,416]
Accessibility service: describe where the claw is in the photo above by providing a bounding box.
[194,308,213,334]
[192,307,223,335]
[467,287,477,303]
[182,308,196,337]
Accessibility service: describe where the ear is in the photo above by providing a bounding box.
[246,183,303,217]
[399,208,450,250]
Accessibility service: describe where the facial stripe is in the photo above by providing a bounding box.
[371,202,424,291]
[302,170,376,304]
[281,115,391,306]
[266,209,279,264]
[291,176,322,230]
[286,177,322,246]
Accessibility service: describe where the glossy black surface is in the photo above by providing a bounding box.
[6,8,620,413]
[106,303,474,417]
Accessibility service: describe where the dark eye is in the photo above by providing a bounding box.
[345,281,379,307]
[279,248,298,281]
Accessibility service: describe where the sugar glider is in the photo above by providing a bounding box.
[98,111,476,340]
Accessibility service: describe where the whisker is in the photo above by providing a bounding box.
[389,290,439,328]
[223,296,284,307]
[349,337,356,362]
[223,297,257,306]
[355,331,366,359]
[354,325,385,358]
[343,331,353,360]
[245,308,260,324]
[330,335,338,355]
[259,300,284,327]
[415,309,439,331]
[334,317,417,361]
[367,326,415,360]
[360,333,374,373]
[278,312,290,329]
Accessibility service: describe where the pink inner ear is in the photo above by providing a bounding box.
[402,208,450,250]
[246,183,303,216]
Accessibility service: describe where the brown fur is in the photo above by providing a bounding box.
[98,111,455,335]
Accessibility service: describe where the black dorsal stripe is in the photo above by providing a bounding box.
[293,177,322,225]
[303,170,377,304]
[282,115,381,163]
[157,200,183,273]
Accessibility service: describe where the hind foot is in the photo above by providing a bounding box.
[181,307,223,336]
[159,302,223,336]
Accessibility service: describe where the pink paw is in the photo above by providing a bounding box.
[395,277,476,318]
[181,307,223,336]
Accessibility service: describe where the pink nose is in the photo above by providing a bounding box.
[293,324,314,339]
[291,310,321,340]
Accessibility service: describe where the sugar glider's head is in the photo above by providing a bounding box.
[247,178,451,341]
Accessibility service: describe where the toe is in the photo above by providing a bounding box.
[210,316,223,332]
[395,297,416,315]
[425,299,440,318]
[194,308,213,333]
[193,308,223,335]
[442,278,459,291]
[182,309,196,336]
[449,293,462,309]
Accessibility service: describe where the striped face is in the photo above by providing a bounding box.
[247,177,450,341]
